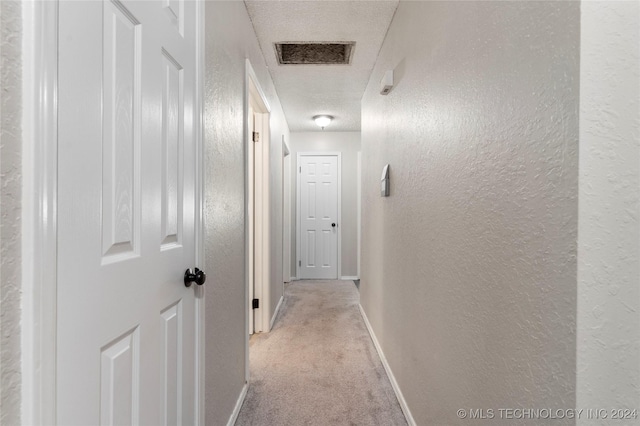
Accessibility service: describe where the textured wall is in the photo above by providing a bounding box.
[359,2,579,424]
[0,2,21,425]
[289,132,361,278]
[204,1,289,424]
[577,1,640,419]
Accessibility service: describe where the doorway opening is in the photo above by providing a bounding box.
[246,60,271,340]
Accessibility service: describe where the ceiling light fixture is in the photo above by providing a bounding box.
[314,115,333,130]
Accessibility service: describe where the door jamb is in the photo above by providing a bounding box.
[244,59,271,381]
[194,0,205,423]
[252,112,270,335]
[247,106,255,336]
[21,1,59,423]
[357,152,361,280]
[296,152,342,280]
[282,139,291,283]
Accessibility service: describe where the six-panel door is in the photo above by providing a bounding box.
[57,1,198,424]
[299,155,339,279]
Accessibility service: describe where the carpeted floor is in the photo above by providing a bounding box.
[235,280,408,426]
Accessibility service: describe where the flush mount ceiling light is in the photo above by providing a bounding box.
[314,115,333,130]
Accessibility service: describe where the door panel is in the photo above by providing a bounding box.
[100,327,140,426]
[57,1,198,424]
[160,301,183,424]
[299,155,339,279]
[101,0,141,262]
[160,50,184,249]
[307,183,316,218]
[322,230,332,267]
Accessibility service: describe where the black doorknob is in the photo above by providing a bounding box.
[184,268,206,287]
[331,223,336,227]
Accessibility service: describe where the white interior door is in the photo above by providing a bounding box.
[251,110,267,333]
[247,68,270,334]
[57,1,200,424]
[298,154,339,279]
[248,108,255,335]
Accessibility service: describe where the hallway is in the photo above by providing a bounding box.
[2,1,638,424]
[236,281,407,425]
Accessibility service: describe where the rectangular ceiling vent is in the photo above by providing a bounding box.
[275,42,355,65]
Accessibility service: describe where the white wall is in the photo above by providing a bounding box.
[360,2,579,424]
[577,0,640,417]
[0,2,22,424]
[289,132,361,278]
[204,1,288,423]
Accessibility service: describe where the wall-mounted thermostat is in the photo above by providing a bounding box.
[381,164,390,197]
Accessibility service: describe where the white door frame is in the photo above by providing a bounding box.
[21,1,206,423]
[296,152,342,280]
[282,138,291,283]
[21,2,59,423]
[244,59,271,379]
[194,3,206,424]
[248,104,255,336]
[357,152,362,280]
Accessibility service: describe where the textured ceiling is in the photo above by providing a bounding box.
[245,1,398,132]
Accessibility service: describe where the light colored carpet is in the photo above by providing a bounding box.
[235,280,408,426]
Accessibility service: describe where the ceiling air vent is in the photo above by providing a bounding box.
[275,42,355,65]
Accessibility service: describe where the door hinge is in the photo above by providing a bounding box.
[299,166,301,173]
[252,132,260,142]
[252,298,259,309]
[299,260,301,267]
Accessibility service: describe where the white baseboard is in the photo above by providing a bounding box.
[226,382,248,426]
[358,304,416,426]
[270,295,284,330]
[340,276,359,281]
[289,276,298,281]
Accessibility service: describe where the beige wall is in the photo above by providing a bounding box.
[577,1,640,417]
[360,2,579,424]
[289,132,361,279]
[0,2,22,425]
[204,1,288,423]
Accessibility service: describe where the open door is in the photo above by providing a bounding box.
[248,106,255,335]
[246,62,271,335]
[57,1,203,424]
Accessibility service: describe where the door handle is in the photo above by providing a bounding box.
[331,223,336,227]
[184,268,206,287]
